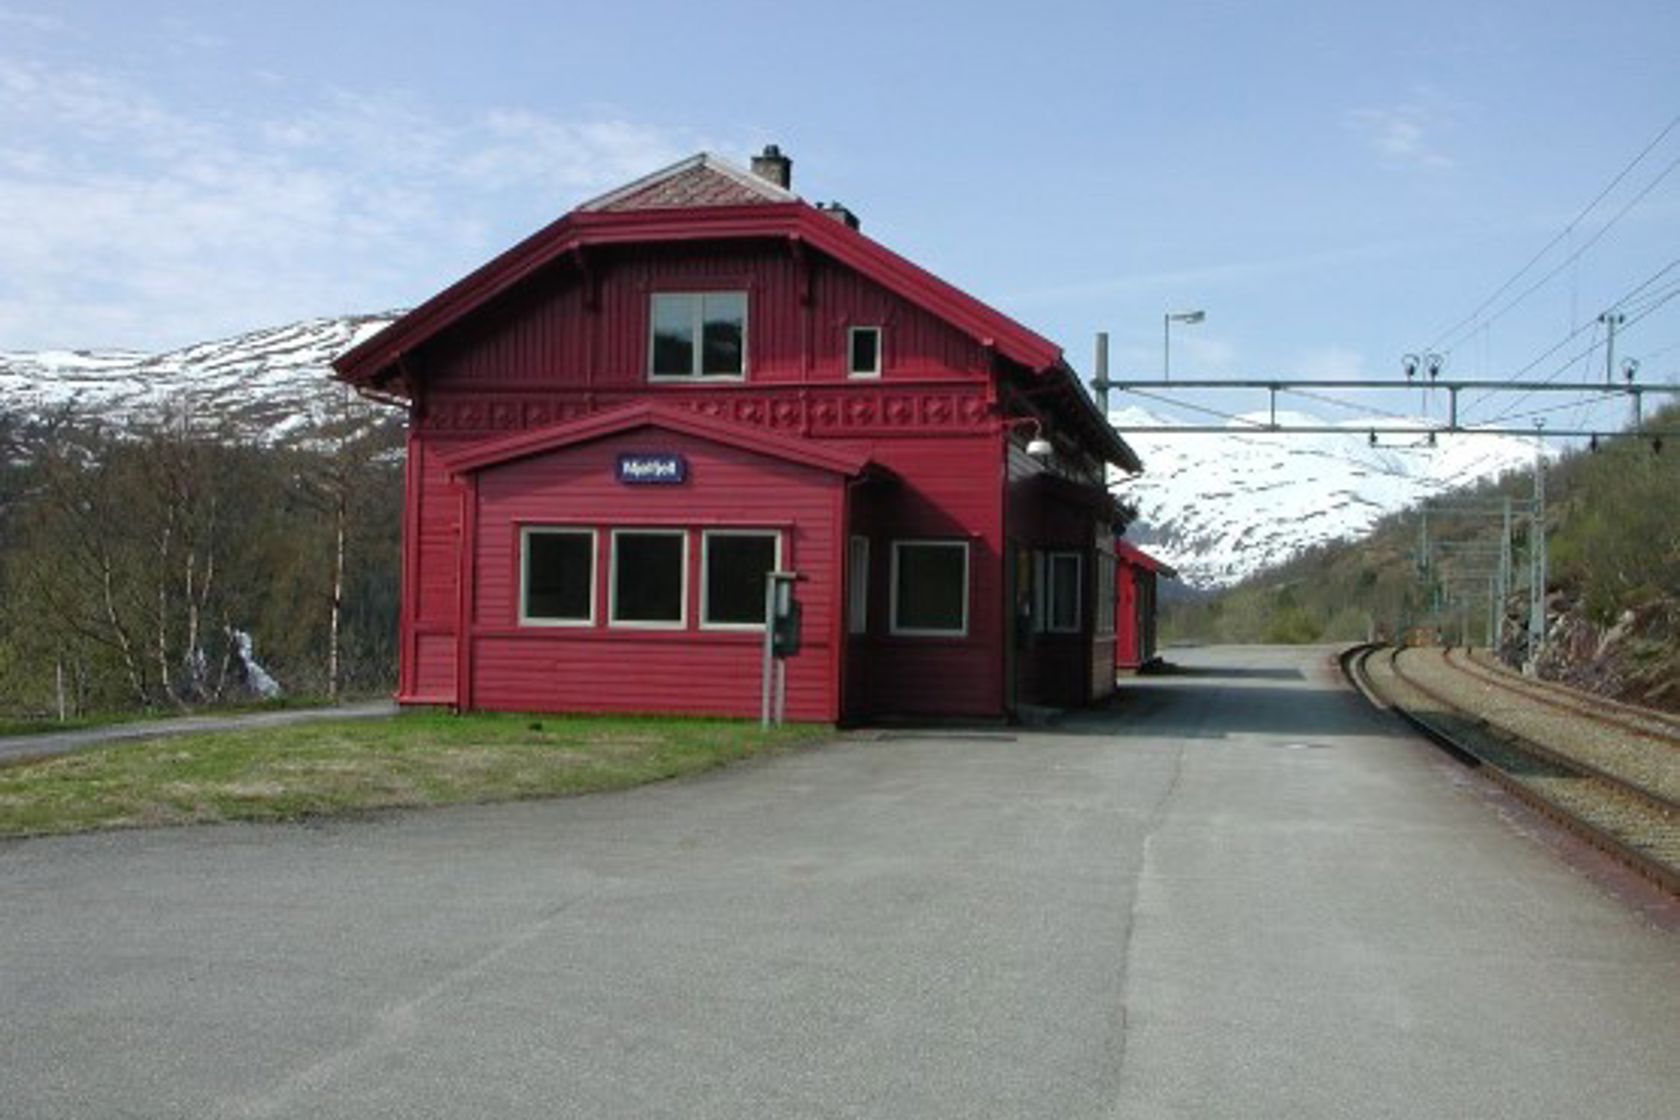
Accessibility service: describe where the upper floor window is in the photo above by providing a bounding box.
[650,292,747,379]
[848,326,882,377]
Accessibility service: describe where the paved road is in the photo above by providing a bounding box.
[0,700,398,766]
[2,646,1676,1119]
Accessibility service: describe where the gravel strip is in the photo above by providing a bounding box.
[1397,647,1680,806]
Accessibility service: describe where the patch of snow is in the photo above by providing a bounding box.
[1111,406,1545,589]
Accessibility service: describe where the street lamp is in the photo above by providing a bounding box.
[1163,309,1205,380]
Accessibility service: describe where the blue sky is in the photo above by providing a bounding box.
[4,1,1677,433]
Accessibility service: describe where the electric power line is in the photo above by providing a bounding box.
[1425,111,1680,354]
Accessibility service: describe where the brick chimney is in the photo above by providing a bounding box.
[750,144,792,190]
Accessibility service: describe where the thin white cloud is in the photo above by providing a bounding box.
[1346,102,1454,171]
[0,59,715,349]
[1000,237,1425,308]
[0,6,64,34]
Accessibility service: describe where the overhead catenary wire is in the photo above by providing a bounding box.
[1476,282,1680,426]
[1425,111,1680,356]
[1439,148,1680,358]
[1460,256,1680,424]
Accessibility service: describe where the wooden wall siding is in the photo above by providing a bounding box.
[1002,445,1109,708]
[420,271,587,390]
[411,632,457,701]
[464,428,842,721]
[1090,634,1116,700]
[411,240,987,397]
[1115,563,1142,669]
[809,256,985,381]
[412,439,465,625]
[843,433,1005,719]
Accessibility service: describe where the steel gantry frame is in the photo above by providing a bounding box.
[1090,376,1680,439]
[1089,346,1674,665]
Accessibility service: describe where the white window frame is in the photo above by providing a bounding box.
[1045,551,1082,634]
[847,535,870,634]
[700,529,782,630]
[847,325,882,378]
[889,539,970,637]
[608,528,689,629]
[518,526,597,627]
[648,291,748,381]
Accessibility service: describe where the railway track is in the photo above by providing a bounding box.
[1448,646,1680,743]
[1344,643,1680,895]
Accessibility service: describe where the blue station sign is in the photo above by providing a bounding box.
[616,452,688,485]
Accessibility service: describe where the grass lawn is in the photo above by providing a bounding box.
[0,711,829,838]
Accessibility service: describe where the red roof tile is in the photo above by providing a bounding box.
[599,163,782,211]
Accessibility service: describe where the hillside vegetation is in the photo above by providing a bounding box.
[1162,403,1680,709]
[0,403,404,721]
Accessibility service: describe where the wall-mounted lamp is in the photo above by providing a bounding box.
[1006,416,1055,459]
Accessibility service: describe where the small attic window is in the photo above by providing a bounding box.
[848,326,881,378]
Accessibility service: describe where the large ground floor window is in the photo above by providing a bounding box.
[702,530,780,628]
[611,530,688,626]
[890,540,969,636]
[521,527,596,625]
[518,524,782,632]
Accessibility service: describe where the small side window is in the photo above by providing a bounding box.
[1046,551,1082,633]
[848,535,870,634]
[848,326,881,378]
[890,540,969,636]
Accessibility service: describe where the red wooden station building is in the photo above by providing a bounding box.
[335,146,1149,724]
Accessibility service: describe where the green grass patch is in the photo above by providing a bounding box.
[0,711,829,838]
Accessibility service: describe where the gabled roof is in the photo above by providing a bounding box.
[1116,539,1177,578]
[580,152,797,212]
[441,400,873,478]
[333,151,1140,472]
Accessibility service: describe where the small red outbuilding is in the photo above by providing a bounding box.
[334,147,1142,723]
[1114,540,1177,671]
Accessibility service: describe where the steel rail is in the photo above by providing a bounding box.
[1444,647,1680,746]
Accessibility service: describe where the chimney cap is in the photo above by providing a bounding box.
[817,201,861,231]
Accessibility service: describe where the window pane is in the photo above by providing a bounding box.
[1049,554,1080,631]
[895,543,966,633]
[614,533,684,623]
[652,295,695,376]
[701,292,745,375]
[525,531,593,621]
[849,328,879,375]
[706,534,776,625]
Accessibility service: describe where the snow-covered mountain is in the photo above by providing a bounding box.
[1,313,401,445]
[1111,405,1543,589]
[6,314,1546,592]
